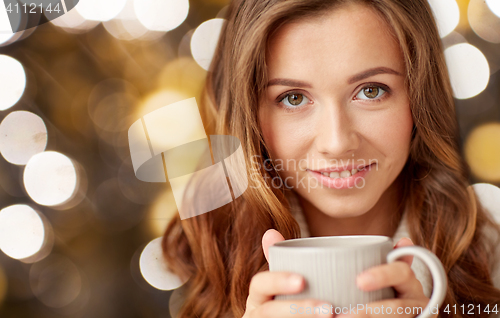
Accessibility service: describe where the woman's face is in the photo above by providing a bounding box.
[259,4,413,218]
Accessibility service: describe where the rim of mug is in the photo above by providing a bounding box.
[270,235,392,249]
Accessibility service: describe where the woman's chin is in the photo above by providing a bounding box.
[300,193,377,219]
[317,204,372,219]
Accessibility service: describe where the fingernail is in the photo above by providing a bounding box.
[289,274,303,289]
[356,271,374,288]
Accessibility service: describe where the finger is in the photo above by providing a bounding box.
[393,237,414,266]
[253,299,333,318]
[336,298,429,318]
[356,261,425,299]
[262,229,285,263]
[246,271,304,309]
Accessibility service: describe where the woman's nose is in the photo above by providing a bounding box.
[314,101,360,156]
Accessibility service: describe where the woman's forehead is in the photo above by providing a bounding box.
[266,4,404,83]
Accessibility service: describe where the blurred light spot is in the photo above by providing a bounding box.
[114,142,132,162]
[464,123,500,182]
[169,283,188,318]
[486,0,500,18]
[13,26,36,43]
[139,237,187,290]
[137,90,189,117]
[216,5,229,19]
[115,0,136,19]
[441,31,467,49]
[147,187,178,237]
[102,19,131,40]
[76,0,127,21]
[51,8,85,28]
[136,93,206,155]
[444,43,489,99]
[471,183,500,223]
[50,7,100,33]
[0,111,47,165]
[137,30,164,41]
[103,18,148,41]
[130,244,155,291]
[122,38,176,83]
[24,151,78,206]
[93,93,137,132]
[50,271,90,316]
[427,0,460,38]
[0,33,14,46]
[191,19,225,71]
[0,30,24,48]
[103,0,149,40]
[49,160,88,211]
[134,0,189,32]
[0,205,44,259]
[178,30,194,58]
[0,0,23,35]
[19,213,54,264]
[0,0,13,36]
[88,78,139,132]
[157,57,207,100]
[469,0,500,43]
[0,55,26,110]
[95,126,128,149]
[118,160,162,205]
[30,254,82,308]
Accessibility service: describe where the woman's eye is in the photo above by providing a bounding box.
[356,85,387,100]
[280,93,310,108]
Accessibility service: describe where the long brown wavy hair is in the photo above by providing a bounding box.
[162,0,500,317]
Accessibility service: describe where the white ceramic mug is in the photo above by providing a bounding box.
[269,235,447,318]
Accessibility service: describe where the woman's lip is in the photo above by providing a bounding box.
[309,162,375,173]
[307,162,375,189]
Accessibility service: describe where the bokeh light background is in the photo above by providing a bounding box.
[0,0,499,317]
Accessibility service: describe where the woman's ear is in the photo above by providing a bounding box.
[262,229,285,263]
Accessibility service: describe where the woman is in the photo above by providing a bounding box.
[162,0,500,317]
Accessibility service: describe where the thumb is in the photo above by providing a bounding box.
[262,229,285,263]
[394,237,414,266]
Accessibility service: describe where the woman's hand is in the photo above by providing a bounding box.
[337,238,436,318]
[242,229,333,318]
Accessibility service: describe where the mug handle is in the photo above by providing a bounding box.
[386,246,447,318]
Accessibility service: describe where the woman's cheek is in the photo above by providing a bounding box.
[358,103,413,162]
[261,109,312,158]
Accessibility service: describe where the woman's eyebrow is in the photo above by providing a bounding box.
[347,67,403,84]
[266,67,403,88]
[266,78,312,88]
